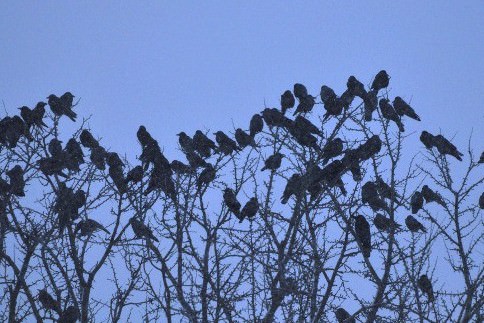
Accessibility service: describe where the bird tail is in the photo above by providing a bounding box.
[397,121,405,132]
[66,109,77,122]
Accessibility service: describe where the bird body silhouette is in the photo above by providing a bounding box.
[405,215,426,233]
[249,114,264,137]
[379,99,404,132]
[129,217,159,242]
[418,275,435,302]
[280,90,295,114]
[223,188,241,218]
[261,153,283,171]
[371,70,389,92]
[393,96,420,121]
[355,214,371,258]
[240,197,259,222]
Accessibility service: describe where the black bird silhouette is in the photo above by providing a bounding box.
[361,181,389,213]
[80,129,99,149]
[223,188,241,219]
[355,214,371,258]
[294,116,323,137]
[371,70,389,92]
[129,217,159,242]
[418,275,435,302]
[420,131,435,149]
[340,89,355,108]
[262,108,288,127]
[235,128,256,148]
[177,132,195,153]
[240,197,259,222]
[347,75,367,98]
[47,94,77,121]
[393,96,420,121]
[363,90,378,121]
[320,160,346,194]
[106,152,124,169]
[90,146,107,170]
[320,85,337,105]
[38,157,67,177]
[356,135,382,161]
[32,102,48,127]
[294,95,316,115]
[137,125,153,148]
[291,128,321,151]
[19,105,47,128]
[434,134,463,161]
[60,91,75,110]
[7,165,25,197]
[308,182,323,201]
[293,83,308,100]
[193,130,217,157]
[49,139,64,158]
[55,183,76,233]
[341,149,362,181]
[335,307,355,323]
[405,215,426,233]
[479,192,484,209]
[75,219,109,236]
[281,174,302,204]
[374,213,400,232]
[38,289,61,314]
[375,177,397,202]
[0,178,10,195]
[411,191,424,214]
[322,138,344,165]
[109,165,127,194]
[144,168,176,200]
[170,160,193,174]
[197,164,216,189]
[479,152,484,163]
[421,185,446,207]
[5,116,29,147]
[379,99,404,132]
[185,150,208,169]
[125,165,144,183]
[322,97,344,121]
[65,138,84,172]
[280,90,295,114]
[249,114,264,137]
[261,153,284,171]
[215,131,239,155]
[58,305,80,323]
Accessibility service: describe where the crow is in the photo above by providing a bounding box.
[294,115,323,137]
[170,160,193,174]
[281,174,302,204]
[19,105,47,128]
[340,89,355,108]
[73,190,86,210]
[434,134,463,161]
[0,178,10,195]
[411,191,424,214]
[185,150,208,169]
[65,138,84,171]
[197,164,216,189]
[294,95,316,115]
[90,146,107,171]
[137,125,153,148]
[374,213,400,232]
[106,152,124,169]
[323,98,344,121]
[32,102,48,127]
[262,108,288,127]
[261,153,284,172]
[320,85,337,105]
[60,91,75,110]
[405,215,426,233]
[79,129,99,149]
[335,307,355,323]
[48,139,64,158]
[347,75,367,98]
[109,165,128,194]
[293,83,308,100]
[37,157,67,177]
[420,131,435,149]
[280,90,295,115]
[47,94,77,121]
[363,90,378,121]
[361,181,389,213]
[371,70,389,92]
[215,131,239,155]
[129,217,159,242]
[240,197,259,222]
[249,114,264,137]
[75,219,109,236]
[379,99,404,132]
[235,128,256,148]
[125,165,144,183]
[58,305,80,323]
[355,214,371,258]
[393,96,420,121]
[479,192,484,209]
[356,135,382,161]
[421,185,446,207]
[193,130,217,157]
[418,275,435,302]
[38,289,61,314]
[6,165,25,197]
[322,138,344,165]
[223,188,241,218]
[177,132,195,153]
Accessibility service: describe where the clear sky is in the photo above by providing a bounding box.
[1,1,482,161]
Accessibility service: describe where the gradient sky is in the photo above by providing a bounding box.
[1,1,482,161]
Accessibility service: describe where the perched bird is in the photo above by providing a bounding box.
[335,308,355,323]
[58,305,80,323]
[340,89,355,108]
[341,149,362,181]
[361,181,389,213]
[0,178,10,195]
[193,130,217,157]
[48,139,64,158]
[320,85,337,105]
[434,134,463,161]
[371,70,389,92]
[64,138,84,172]
[19,105,47,128]
[215,131,239,155]
[185,150,208,169]
[32,102,48,128]
[356,135,382,161]
[307,182,323,201]
[363,90,378,121]
[249,114,264,137]
[281,174,303,204]
[291,128,320,151]
[294,95,316,115]
[347,75,367,98]
[75,219,109,236]
[405,215,426,233]
[421,185,446,207]
[60,91,75,110]
[479,192,484,209]
[293,83,308,100]
[144,167,176,200]
[420,131,435,149]
[177,132,195,153]
[373,213,400,232]
[321,138,344,165]
[240,197,259,222]
[197,164,217,189]
[393,96,420,121]
[38,289,61,314]
[320,160,346,192]
[418,275,435,302]
[125,165,144,183]
[109,165,128,194]
[261,153,284,172]
[411,191,424,214]
[355,214,371,258]
[235,128,256,148]
[6,165,25,197]
[261,108,288,127]
[90,146,107,171]
[79,129,99,149]
[322,88,344,120]
[379,99,404,132]
[223,188,241,218]
[280,90,295,115]
[479,152,484,163]
[294,116,323,137]
[5,116,28,147]
[170,160,193,174]
[137,125,153,148]
[37,157,67,177]
[47,94,77,122]
[129,217,159,242]
[375,177,397,202]
[73,190,86,210]
[106,152,124,169]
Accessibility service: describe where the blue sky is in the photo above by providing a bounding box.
[1,1,482,160]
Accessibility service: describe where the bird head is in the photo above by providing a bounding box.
[46,94,57,100]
